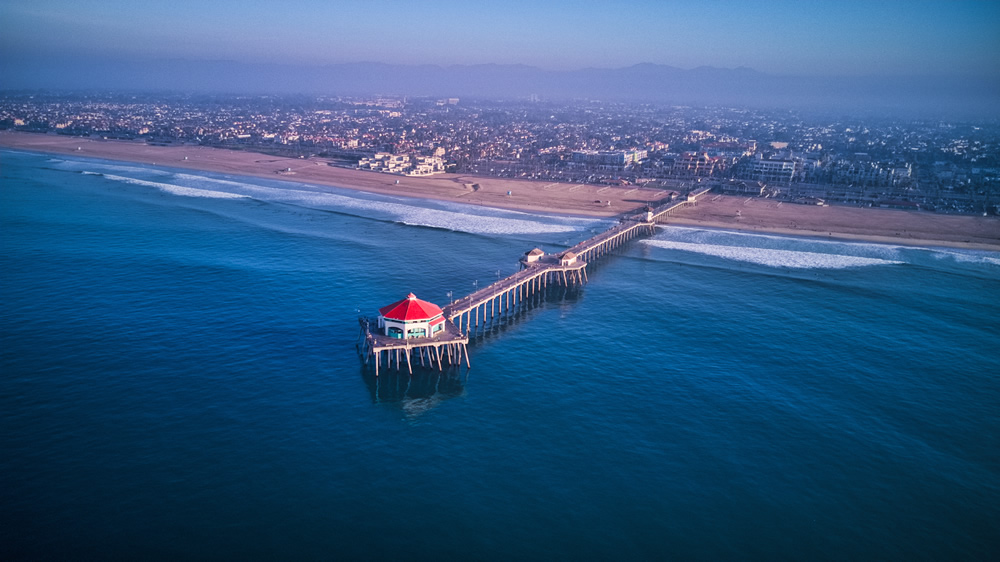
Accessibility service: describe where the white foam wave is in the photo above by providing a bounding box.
[68,162,589,235]
[279,188,579,235]
[930,249,1000,267]
[56,160,170,176]
[173,172,262,190]
[167,173,584,235]
[644,239,903,269]
[664,226,904,256]
[102,174,249,199]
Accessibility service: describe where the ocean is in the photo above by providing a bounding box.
[2,149,998,560]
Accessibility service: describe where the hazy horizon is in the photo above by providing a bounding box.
[2,1,999,118]
[4,57,998,120]
[3,1,999,76]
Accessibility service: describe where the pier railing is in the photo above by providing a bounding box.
[441,187,714,340]
[358,186,714,374]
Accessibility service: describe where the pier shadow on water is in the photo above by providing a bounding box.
[360,365,467,417]
[464,283,584,343]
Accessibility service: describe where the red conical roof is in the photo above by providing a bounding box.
[379,293,444,321]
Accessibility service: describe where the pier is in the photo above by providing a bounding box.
[358,315,469,378]
[358,186,712,374]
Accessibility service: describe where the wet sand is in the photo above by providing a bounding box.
[3,131,998,250]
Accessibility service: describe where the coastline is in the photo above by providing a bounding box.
[2,131,998,251]
[665,202,1000,252]
[0,131,634,219]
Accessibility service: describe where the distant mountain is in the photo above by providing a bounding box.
[3,56,998,118]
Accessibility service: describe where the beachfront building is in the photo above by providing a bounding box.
[359,152,410,173]
[671,151,721,177]
[409,156,445,176]
[377,293,446,339]
[750,156,797,184]
[358,153,445,176]
[829,157,913,188]
[571,149,647,169]
[720,180,767,196]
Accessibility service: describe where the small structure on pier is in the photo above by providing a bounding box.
[522,248,545,264]
[378,293,445,339]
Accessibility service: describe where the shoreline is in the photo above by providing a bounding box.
[2,131,998,251]
[0,132,635,219]
[657,219,999,252]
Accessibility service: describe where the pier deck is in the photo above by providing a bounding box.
[358,316,469,377]
[357,187,714,374]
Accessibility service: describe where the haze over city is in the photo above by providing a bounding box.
[3,0,999,117]
[4,0,999,76]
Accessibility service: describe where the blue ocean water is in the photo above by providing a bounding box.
[2,149,999,560]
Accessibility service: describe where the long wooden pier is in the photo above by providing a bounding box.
[358,186,713,374]
[440,186,712,334]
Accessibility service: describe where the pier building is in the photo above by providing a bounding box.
[359,293,470,377]
[378,293,445,339]
[523,248,545,264]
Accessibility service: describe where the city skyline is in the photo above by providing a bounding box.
[3,0,999,79]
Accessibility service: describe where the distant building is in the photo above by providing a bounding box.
[720,180,766,196]
[672,151,720,177]
[571,149,647,168]
[750,157,796,184]
[701,141,756,165]
[829,158,912,187]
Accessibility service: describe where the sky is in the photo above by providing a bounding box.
[2,0,999,78]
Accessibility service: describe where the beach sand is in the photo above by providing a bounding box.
[3,131,998,250]
[666,196,1000,250]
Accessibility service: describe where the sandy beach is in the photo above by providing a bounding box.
[3,131,998,251]
[666,196,1000,250]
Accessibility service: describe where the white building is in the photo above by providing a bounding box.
[358,153,445,176]
[751,157,796,184]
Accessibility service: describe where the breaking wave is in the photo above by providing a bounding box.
[80,161,594,236]
[930,248,1000,267]
[643,227,909,269]
[644,226,1000,273]
[644,239,903,269]
[55,159,171,176]
[102,174,250,199]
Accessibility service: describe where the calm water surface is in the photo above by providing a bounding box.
[2,150,999,560]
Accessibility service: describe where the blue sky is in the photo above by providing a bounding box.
[3,0,999,77]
